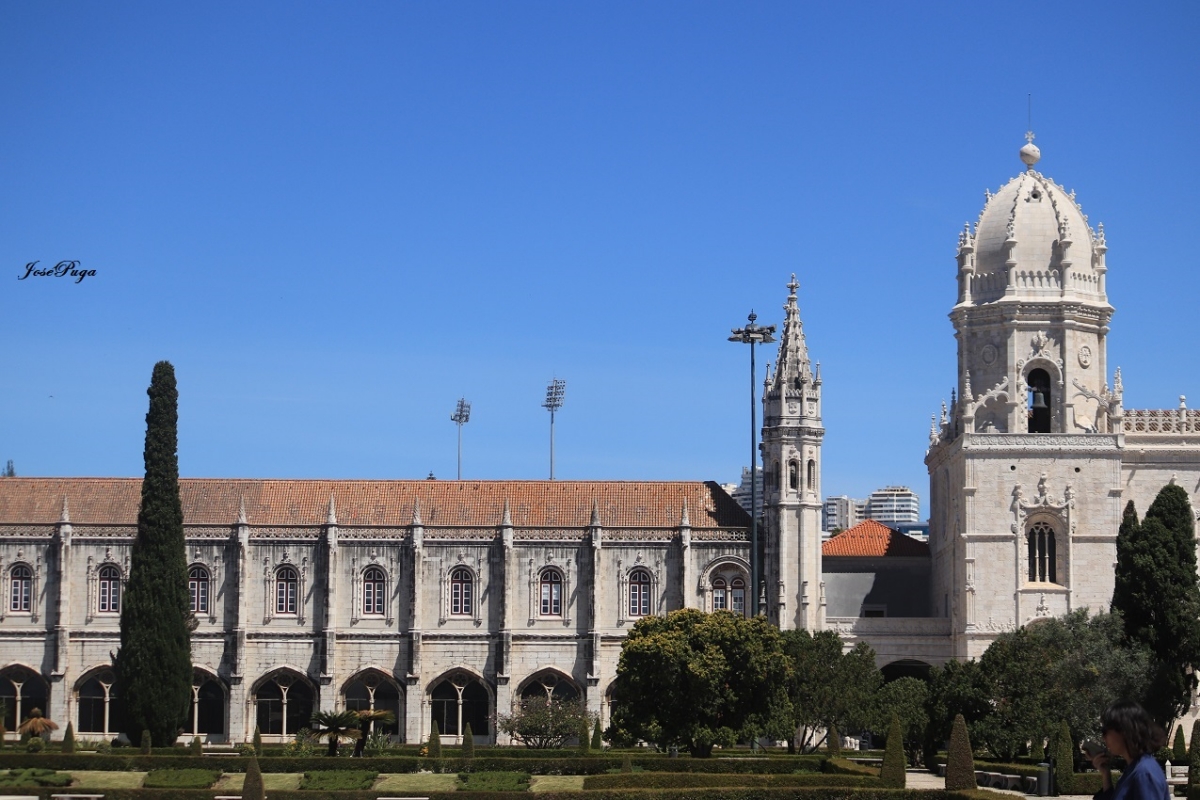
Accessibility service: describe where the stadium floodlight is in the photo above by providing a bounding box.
[729,310,776,616]
[542,379,566,480]
[451,398,471,480]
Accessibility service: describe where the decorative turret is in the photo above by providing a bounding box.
[766,274,815,396]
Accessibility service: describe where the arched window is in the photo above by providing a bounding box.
[276,567,298,615]
[10,565,32,612]
[344,672,401,737]
[1027,368,1052,433]
[98,566,121,613]
[773,461,781,491]
[254,672,313,737]
[628,569,651,617]
[1027,521,1058,583]
[539,569,563,616]
[363,567,385,616]
[189,566,209,615]
[430,673,490,737]
[807,459,816,491]
[520,671,579,702]
[77,670,121,736]
[731,577,746,616]
[1,667,48,736]
[450,568,473,616]
[188,671,224,738]
[788,461,799,491]
[712,577,727,611]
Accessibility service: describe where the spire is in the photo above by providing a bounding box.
[680,498,690,528]
[59,496,70,524]
[590,499,601,527]
[769,273,813,391]
[411,499,423,527]
[237,495,247,525]
[327,494,337,525]
[501,498,512,527]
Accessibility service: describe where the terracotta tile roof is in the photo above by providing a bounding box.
[0,478,749,529]
[821,519,930,558]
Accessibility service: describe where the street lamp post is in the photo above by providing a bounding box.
[450,398,471,480]
[729,311,775,616]
[543,379,566,480]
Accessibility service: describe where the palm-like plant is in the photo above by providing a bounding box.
[352,709,397,757]
[17,708,59,739]
[309,710,362,757]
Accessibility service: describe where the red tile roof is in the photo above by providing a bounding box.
[0,478,749,529]
[822,519,929,558]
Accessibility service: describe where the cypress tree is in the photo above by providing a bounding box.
[1113,488,1200,725]
[1054,720,1074,795]
[826,723,841,757]
[62,722,75,754]
[880,715,906,788]
[115,362,192,746]
[242,753,265,800]
[591,719,603,751]
[1176,725,1188,762]
[945,714,977,791]
[462,722,474,758]
[578,717,590,754]
[1188,719,1200,800]
[252,726,262,756]
[428,720,441,758]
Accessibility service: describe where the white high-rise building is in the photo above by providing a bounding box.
[865,486,920,526]
[822,495,866,532]
[727,466,763,518]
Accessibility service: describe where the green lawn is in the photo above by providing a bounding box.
[530,775,586,792]
[212,772,304,791]
[69,771,149,789]
[374,773,461,792]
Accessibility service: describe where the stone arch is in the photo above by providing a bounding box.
[516,668,581,704]
[74,665,122,738]
[1024,512,1064,585]
[342,668,404,739]
[251,667,316,740]
[426,667,493,742]
[880,659,933,683]
[699,556,750,615]
[0,663,49,738]
[187,666,227,742]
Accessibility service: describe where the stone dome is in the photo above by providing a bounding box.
[961,140,1107,305]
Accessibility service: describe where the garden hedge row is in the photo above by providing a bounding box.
[583,773,881,789]
[0,752,824,775]
[0,788,1016,800]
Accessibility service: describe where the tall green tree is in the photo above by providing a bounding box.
[114,362,193,745]
[873,677,929,766]
[608,609,792,757]
[779,629,879,753]
[1112,487,1200,726]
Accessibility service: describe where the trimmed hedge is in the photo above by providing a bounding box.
[142,768,222,788]
[0,789,1022,800]
[299,769,378,790]
[584,773,880,789]
[823,758,880,776]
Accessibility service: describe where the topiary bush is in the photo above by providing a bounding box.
[252,725,262,756]
[621,754,633,773]
[140,729,152,754]
[25,737,44,754]
[462,723,475,759]
[242,753,265,800]
[143,768,221,788]
[428,720,442,758]
[880,715,906,788]
[299,769,378,790]
[190,735,202,756]
[61,722,76,754]
[1187,720,1200,800]
[826,723,840,757]
[1177,725,1189,762]
[945,713,977,791]
[592,719,603,751]
[1054,720,1074,795]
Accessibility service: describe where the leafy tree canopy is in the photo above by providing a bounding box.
[873,677,928,766]
[780,629,879,753]
[608,609,792,757]
[498,697,591,749]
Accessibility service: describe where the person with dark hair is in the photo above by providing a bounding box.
[1091,701,1169,800]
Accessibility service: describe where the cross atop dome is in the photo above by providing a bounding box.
[1019,130,1041,170]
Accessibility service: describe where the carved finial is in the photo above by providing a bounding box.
[958,222,973,250]
[940,400,948,425]
[237,495,247,525]
[963,371,973,403]
[1170,474,1178,486]
[1114,367,1123,395]
[1181,395,1187,410]
[1006,220,1015,240]
[327,494,337,525]
[1020,130,1041,170]
[680,499,690,528]
[590,499,601,527]
[814,361,821,384]
[1097,222,1106,246]
[411,499,422,526]
[930,414,938,436]
[787,273,798,297]
[501,498,512,527]
[59,496,70,523]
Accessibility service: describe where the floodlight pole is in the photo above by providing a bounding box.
[729,311,775,617]
[451,398,471,480]
[543,379,566,480]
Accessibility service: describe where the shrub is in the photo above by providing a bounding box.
[946,713,978,791]
[826,724,840,757]
[622,754,633,773]
[242,753,264,800]
[579,717,591,754]
[299,769,378,790]
[592,719,604,750]
[26,737,44,754]
[1030,734,1045,763]
[584,773,880,790]
[822,758,879,777]
[458,770,531,791]
[1054,720,1074,795]
[143,768,221,788]
[1189,719,1200,800]
[139,729,152,754]
[429,720,442,758]
[0,767,71,788]
[253,725,263,756]
[96,739,113,754]
[880,715,906,788]
[363,731,392,757]
[463,723,475,759]
[62,722,76,754]
[190,736,202,755]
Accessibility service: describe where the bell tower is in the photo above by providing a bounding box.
[762,275,825,631]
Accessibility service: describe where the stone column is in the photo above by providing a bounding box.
[494,500,514,745]
[585,502,603,722]
[228,498,250,743]
[405,502,424,744]
[48,498,72,733]
[318,495,338,711]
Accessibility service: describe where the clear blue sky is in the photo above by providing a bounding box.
[3,2,1197,516]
